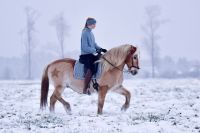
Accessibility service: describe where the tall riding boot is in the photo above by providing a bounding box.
[83,69,93,95]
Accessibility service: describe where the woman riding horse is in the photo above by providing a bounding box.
[79,17,107,95]
[40,44,139,114]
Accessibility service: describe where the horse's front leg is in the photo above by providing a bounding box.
[113,85,131,111]
[97,85,108,115]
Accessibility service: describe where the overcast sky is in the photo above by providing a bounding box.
[0,0,200,61]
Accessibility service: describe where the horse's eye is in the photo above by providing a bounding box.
[133,55,137,59]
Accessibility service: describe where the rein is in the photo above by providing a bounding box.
[101,56,124,72]
[101,56,138,73]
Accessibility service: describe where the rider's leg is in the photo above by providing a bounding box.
[83,68,93,95]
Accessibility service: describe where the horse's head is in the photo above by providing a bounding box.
[125,45,140,75]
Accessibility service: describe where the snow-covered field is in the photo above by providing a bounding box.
[0,79,200,133]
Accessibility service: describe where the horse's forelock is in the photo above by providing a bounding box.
[133,46,140,59]
[130,45,137,54]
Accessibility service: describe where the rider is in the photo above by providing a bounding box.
[79,17,107,95]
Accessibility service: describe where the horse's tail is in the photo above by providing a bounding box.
[40,64,50,110]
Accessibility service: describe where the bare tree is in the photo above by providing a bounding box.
[191,61,200,78]
[3,67,11,80]
[24,7,38,79]
[50,13,69,58]
[141,5,167,78]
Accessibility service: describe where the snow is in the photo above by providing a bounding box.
[0,79,200,133]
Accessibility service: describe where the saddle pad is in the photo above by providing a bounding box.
[74,61,102,80]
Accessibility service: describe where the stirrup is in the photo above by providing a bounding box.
[92,79,99,92]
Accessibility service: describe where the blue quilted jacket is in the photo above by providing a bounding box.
[81,28,101,55]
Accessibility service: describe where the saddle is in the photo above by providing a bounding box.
[74,61,102,80]
[73,60,102,91]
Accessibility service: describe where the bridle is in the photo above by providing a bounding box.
[128,55,140,70]
[101,54,140,73]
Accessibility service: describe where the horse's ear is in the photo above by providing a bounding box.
[130,46,137,55]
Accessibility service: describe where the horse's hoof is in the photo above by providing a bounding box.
[83,89,91,95]
[97,110,103,115]
[68,107,71,112]
[65,107,71,114]
[97,112,103,115]
[67,109,72,115]
[87,90,91,95]
[83,90,91,95]
[50,111,55,114]
[49,107,55,113]
[121,104,129,111]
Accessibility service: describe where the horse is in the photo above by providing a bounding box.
[40,44,140,114]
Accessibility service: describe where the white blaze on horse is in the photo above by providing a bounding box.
[40,44,140,114]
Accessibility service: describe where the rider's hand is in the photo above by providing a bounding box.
[96,49,102,54]
[101,48,107,53]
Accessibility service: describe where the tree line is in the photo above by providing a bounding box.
[0,5,199,80]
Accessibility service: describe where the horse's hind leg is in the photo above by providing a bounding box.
[50,85,71,113]
[50,93,57,112]
[97,85,108,115]
[114,85,131,111]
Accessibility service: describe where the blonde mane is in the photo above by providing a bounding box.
[100,44,133,72]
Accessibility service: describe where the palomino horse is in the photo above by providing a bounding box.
[40,44,140,114]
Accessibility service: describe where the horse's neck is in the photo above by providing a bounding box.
[114,61,124,68]
[102,62,126,73]
[118,62,126,71]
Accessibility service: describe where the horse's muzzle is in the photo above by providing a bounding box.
[130,69,138,75]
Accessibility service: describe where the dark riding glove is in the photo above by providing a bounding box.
[101,48,107,53]
[96,49,102,54]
